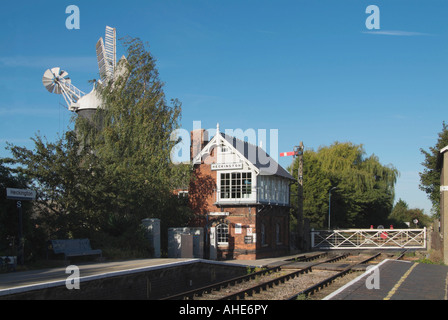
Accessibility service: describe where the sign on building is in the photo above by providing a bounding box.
[211,163,243,171]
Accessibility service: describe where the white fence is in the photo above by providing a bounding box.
[311,228,426,250]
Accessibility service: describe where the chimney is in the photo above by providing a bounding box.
[190,129,209,162]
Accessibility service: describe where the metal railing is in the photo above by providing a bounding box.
[311,228,426,249]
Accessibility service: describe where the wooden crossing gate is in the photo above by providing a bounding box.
[311,228,426,250]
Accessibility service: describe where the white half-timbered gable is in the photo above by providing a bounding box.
[192,126,294,206]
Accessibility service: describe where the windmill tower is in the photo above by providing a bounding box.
[42,26,125,121]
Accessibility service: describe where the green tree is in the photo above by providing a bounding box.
[290,150,331,228]
[389,198,409,227]
[77,37,193,253]
[389,199,431,228]
[290,142,399,229]
[419,121,448,217]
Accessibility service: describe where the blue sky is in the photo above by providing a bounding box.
[1,0,447,216]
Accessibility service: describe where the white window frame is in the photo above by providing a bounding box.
[219,171,253,200]
[216,223,229,245]
[220,145,230,154]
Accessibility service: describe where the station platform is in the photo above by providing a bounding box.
[0,254,301,294]
[0,258,195,294]
[324,259,448,300]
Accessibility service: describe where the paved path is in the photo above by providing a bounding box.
[325,259,448,300]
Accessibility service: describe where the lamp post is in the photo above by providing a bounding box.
[328,187,337,230]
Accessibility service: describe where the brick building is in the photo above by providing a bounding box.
[188,125,294,260]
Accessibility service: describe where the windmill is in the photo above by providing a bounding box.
[42,26,125,120]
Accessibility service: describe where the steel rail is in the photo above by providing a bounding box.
[286,252,381,300]
[159,252,326,300]
[159,265,282,300]
[395,249,408,260]
[217,253,350,300]
[218,267,312,300]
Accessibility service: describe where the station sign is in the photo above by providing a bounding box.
[6,188,36,201]
[211,163,243,171]
[209,212,230,216]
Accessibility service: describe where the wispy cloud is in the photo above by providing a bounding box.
[362,30,433,37]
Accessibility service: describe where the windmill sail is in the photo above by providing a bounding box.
[96,26,116,83]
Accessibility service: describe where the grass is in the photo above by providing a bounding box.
[402,250,445,265]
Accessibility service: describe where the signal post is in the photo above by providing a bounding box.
[281,142,304,251]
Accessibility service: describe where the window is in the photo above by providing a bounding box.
[260,223,266,246]
[220,145,230,153]
[221,173,231,199]
[276,223,281,244]
[216,223,229,244]
[258,176,289,205]
[231,173,241,198]
[220,172,252,200]
[242,172,252,198]
[177,191,188,198]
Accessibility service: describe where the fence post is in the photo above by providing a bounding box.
[310,229,315,248]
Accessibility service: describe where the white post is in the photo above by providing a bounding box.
[311,228,315,248]
[209,227,217,260]
[423,227,427,249]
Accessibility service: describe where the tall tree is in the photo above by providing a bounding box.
[389,198,409,227]
[77,37,189,227]
[290,142,399,228]
[419,121,448,217]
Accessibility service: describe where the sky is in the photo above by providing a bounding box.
[0,0,447,217]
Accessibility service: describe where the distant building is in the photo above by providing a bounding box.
[188,126,294,260]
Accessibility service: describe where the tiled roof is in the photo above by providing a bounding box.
[221,133,294,180]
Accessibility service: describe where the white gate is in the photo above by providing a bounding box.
[311,228,426,250]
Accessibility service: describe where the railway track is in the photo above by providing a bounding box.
[160,252,327,300]
[160,250,407,301]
